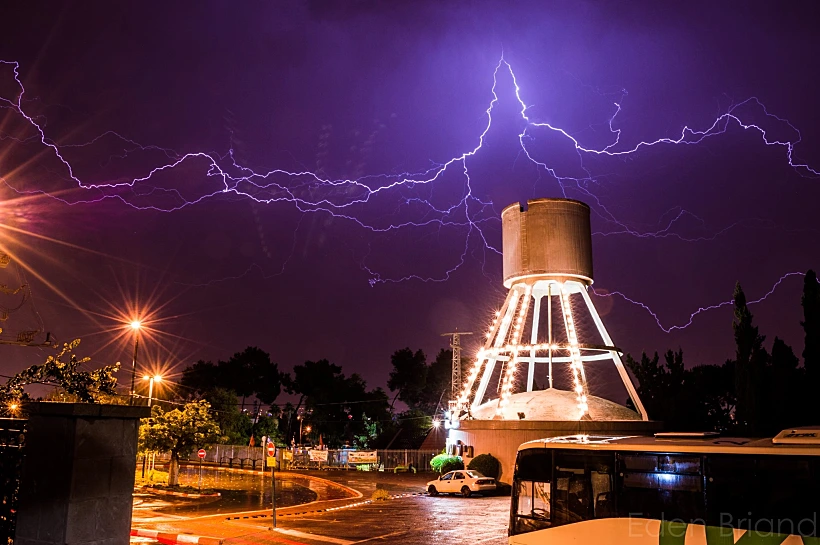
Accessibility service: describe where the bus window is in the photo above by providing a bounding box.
[706,454,818,537]
[617,453,705,522]
[514,480,551,534]
[553,451,614,526]
[512,449,553,535]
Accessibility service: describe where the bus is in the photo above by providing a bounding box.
[509,429,820,544]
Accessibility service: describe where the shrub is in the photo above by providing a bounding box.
[467,453,500,479]
[371,488,390,501]
[430,454,464,474]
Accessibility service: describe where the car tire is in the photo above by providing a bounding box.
[461,486,472,498]
[428,485,438,497]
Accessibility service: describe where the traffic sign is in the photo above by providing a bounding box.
[197,449,206,459]
[266,442,275,457]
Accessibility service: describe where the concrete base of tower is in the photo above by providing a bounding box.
[448,390,662,483]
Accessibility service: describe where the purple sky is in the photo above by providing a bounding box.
[0,1,818,405]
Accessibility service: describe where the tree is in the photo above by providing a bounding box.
[625,350,685,428]
[139,400,220,486]
[200,387,244,443]
[387,348,454,414]
[626,349,734,432]
[222,347,282,408]
[427,349,455,410]
[0,339,120,415]
[180,360,221,393]
[802,270,820,390]
[180,347,284,410]
[387,348,428,409]
[766,337,802,433]
[731,283,768,435]
[284,359,390,448]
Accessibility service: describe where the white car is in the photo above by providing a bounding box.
[427,469,496,497]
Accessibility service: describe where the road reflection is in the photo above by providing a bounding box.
[137,466,355,517]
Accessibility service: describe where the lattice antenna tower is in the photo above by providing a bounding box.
[441,331,473,401]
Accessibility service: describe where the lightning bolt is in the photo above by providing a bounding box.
[1,56,816,331]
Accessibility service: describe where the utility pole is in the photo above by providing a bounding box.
[441,331,473,400]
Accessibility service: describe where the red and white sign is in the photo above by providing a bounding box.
[197,449,206,459]
[266,442,275,457]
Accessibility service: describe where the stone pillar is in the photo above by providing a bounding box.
[14,403,150,545]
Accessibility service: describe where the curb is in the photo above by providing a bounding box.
[130,529,223,545]
[223,492,426,520]
[141,487,221,499]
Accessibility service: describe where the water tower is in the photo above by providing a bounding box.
[445,199,660,480]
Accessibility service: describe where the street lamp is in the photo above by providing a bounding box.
[129,320,141,404]
[304,425,311,445]
[142,374,162,406]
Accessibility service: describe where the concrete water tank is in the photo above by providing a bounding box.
[501,198,593,288]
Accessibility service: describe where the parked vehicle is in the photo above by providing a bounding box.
[427,469,497,497]
[509,428,820,544]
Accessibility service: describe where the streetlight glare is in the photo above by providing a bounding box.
[130,320,142,330]
[153,375,162,382]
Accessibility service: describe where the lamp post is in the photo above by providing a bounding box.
[304,426,311,446]
[129,320,141,404]
[143,374,162,406]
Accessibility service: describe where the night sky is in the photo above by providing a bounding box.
[1,1,818,405]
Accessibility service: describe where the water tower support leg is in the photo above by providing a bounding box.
[578,286,649,421]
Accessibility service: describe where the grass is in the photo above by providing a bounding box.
[371,488,391,501]
[134,469,217,495]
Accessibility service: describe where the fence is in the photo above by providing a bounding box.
[288,449,440,471]
[153,446,440,472]
[0,418,26,544]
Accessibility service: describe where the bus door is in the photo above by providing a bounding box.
[553,450,615,526]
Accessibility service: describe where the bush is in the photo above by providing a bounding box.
[430,454,464,474]
[147,469,169,484]
[467,453,500,479]
[371,488,390,501]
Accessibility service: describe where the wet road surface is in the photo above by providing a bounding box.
[218,493,509,545]
[133,466,355,521]
[132,469,511,545]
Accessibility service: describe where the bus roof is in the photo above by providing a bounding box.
[518,431,820,456]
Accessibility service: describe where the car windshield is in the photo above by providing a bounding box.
[465,470,486,479]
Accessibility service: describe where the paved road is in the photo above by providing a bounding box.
[222,493,509,545]
[132,469,511,545]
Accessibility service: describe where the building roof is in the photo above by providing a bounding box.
[518,431,820,456]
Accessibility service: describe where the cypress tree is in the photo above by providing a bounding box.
[802,270,820,385]
[732,282,768,435]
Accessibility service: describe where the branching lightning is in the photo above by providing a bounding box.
[1,56,817,331]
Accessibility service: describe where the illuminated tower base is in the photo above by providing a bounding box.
[451,199,647,423]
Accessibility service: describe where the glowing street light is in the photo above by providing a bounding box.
[142,374,162,407]
[128,320,142,404]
